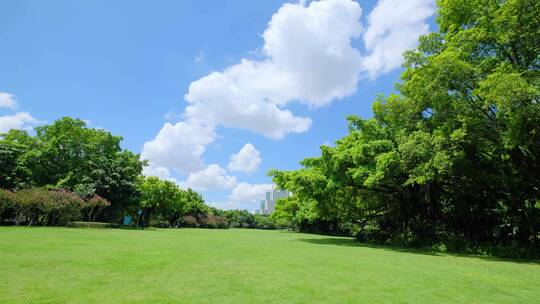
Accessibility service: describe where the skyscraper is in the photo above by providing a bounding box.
[256,188,291,214]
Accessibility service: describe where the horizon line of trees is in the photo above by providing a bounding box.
[0,117,272,228]
[0,117,144,223]
[0,182,281,230]
[0,118,282,229]
[270,0,540,254]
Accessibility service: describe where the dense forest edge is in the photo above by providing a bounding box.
[0,118,280,231]
[1,0,539,259]
[268,0,540,258]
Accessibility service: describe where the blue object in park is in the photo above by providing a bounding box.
[123,215,132,226]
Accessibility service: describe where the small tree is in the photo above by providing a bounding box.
[183,188,210,220]
[181,215,199,228]
[162,190,187,227]
[47,189,84,226]
[16,188,50,226]
[82,195,110,222]
[138,176,182,227]
[253,214,276,230]
[0,189,18,223]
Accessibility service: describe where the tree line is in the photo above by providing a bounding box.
[0,117,143,223]
[270,0,540,255]
[0,188,108,226]
[0,117,282,229]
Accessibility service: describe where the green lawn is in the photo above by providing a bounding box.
[0,228,538,303]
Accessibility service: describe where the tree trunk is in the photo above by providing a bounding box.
[143,208,154,227]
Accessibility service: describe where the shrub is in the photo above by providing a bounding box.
[272,217,291,230]
[199,215,215,228]
[182,215,199,228]
[47,189,84,226]
[356,224,389,243]
[1,188,88,226]
[150,219,170,228]
[253,215,276,230]
[66,221,110,228]
[15,188,50,226]
[200,215,229,229]
[223,209,254,228]
[214,216,228,229]
[0,189,18,222]
[82,195,110,222]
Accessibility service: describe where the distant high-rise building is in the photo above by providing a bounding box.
[256,188,291,214]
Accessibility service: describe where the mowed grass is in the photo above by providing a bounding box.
[0,228,539,304]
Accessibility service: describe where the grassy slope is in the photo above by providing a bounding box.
[0,228,538,304]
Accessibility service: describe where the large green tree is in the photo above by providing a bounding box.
[138,176,185,227]
[271,0,540,248]
[0,130,36,189]
[137,176,213,227]
[0,117,144,221]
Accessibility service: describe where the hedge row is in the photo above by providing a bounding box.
[0,188,110,226]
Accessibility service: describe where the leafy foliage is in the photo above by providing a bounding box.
[82,195,111,222]
[136,176,219,228]
[0,117,144,221]
[0,118,217,228]
[0,188,88,226]
[270,0,540,251]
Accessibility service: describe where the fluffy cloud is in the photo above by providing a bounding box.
[142,165,171,180]
[228,143,261,173]
[361,0,435,78]
[184,0,363,138]
[140,122,215,174]
[0,92,17,110]
[141,0,435,193]
[261,0,363,106]
[229,182,273,204]
[142,0,365,176]
[141,165,182,185]
[183,164,237,191]
[186,73,311,139]
[0,112,38,133]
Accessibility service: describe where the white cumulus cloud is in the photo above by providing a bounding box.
[228,143,261,173]
[142,0,365,174]
[140,122,216,174]
[184,0,363,138]
[361,0,435,78]
[140,0,435,190]
[0,92,17,110]
[0,112,38,133]
[183,164,237,191]
[141,165,182,184]
[142,165,171,180]
[229,182,274,204]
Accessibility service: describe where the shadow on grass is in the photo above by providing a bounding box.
[296,237,540,265]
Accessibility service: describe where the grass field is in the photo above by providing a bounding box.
[0,228,539,303]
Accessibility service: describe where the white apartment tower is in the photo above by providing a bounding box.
[256,188,291,214]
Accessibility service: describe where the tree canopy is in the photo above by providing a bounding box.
[0,117,144,221]
[138,176,189,227]
[270,0,540,250]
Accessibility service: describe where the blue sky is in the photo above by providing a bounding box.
[0,0,436,211]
